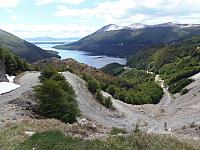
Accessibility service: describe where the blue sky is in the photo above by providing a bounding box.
[0,0,200,38]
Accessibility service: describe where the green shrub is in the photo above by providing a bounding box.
[103,97,113,108]
[39,65,57,82]
[95,90,104,103]
[87,79,100,94]
[181,89,189,95]
[35,67,79,124]
[169,78,193,94]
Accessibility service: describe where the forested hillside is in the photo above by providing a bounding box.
[0,29,59,62]
[127,36,200,93]
[54,23,200,57]
[0,47,29,75]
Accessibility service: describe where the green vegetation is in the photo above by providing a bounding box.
[16,130,197,150]
[35,66,79,123]
[127,36,200,94]
[101,63,125,76]
[181,89,189,95]
[54,25,200,58]
[169,78,193,94]
[83,68,163,105]
[0,29,59,62]
[87,78,100,94]
[110,127,127,135]
[0,47,29,75]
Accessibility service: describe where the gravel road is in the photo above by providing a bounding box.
[0,72,40,106]
[1,71,200,136]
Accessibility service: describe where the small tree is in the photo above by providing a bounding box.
[40,66,57,82]
[95,90,104,103]
[87,79,100,94]
[103,97,113,108]
[35,78,79,123]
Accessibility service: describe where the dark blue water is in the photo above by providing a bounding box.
[35,42,127,68]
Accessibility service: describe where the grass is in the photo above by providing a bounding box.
[0,120,200,150]
[15,130,199,150]
[0,119,108,150]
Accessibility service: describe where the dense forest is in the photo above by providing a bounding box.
[0,47,29,75]
[127,36,200,94]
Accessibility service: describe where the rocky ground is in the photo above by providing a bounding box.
[0,71,200,140]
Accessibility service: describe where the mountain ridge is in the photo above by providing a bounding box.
[54,22,200,57]
[0,29,60,62]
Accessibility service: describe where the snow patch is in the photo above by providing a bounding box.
[6,74,15,83]
[0,75,20,95]
[103,24,125,31]
[128,23,146,29]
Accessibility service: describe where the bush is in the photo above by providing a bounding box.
[103,97,113,108]
[169,78,193,94]
[95,90,104,103]
[39,65,57,82]
[87,79,100,94]
[35,67,79,124]
[181,89,189,95]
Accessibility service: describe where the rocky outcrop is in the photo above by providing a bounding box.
[0,60,8,82]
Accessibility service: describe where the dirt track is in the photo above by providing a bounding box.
[1,71,200,137]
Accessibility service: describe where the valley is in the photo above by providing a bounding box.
[0,23,200,150]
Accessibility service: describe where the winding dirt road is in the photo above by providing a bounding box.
[1,71,200,136]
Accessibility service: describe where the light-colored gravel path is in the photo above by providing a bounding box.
[1,71,200,137]
[0,72,40,106]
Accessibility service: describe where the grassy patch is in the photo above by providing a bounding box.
[15,130,198,150]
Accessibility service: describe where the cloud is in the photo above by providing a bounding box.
[35,0,85,6]
[0,24,97,38]
[0,0,21,8]
[54,0,200,25]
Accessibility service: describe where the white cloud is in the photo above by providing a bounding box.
[11,15,18,20]
[35,0,53,5]
[54,0,200,25]
[0,0,21,8]
[0,24,97,38]
[35,0,85,5]
[59,0,85,5]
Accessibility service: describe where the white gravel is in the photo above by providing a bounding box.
[1,71,200,138]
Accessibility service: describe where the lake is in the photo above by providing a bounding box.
[34,42,127,68]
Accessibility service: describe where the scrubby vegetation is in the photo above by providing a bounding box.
[169,78,193,94]
[83,68,163,105]
[34,66,79,123]
[101,63,125,76]
[127,36,200,93]
[16,130,197,150]
[0,47,29,75]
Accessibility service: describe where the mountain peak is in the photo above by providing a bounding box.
[98,24,125,32]
[128,23,146,29]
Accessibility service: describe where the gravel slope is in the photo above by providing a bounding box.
[0,71,200,137]
[0,72,40,106]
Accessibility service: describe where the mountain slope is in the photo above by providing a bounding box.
[54,23,200,57]
[127,35,200,94]
[0,29,59,62]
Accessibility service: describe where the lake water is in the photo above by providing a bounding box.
[35,42,127,68]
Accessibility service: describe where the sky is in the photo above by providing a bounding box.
[0,0,200,39]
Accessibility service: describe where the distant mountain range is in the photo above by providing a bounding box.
[25,36,80,42]
[54,22,200,57]
[0,29,59,62]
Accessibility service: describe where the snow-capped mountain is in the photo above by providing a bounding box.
[127,23,146,29]
[98,22,200,32]
[97,24,126,33]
